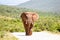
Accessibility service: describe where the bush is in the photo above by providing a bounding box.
[0,17,24,32]
[0,15,60,33]
[33,16,60,33]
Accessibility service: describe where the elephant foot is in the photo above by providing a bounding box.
[26,30,32,36]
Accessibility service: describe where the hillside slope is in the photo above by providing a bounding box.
[0,5,60,18]
[0,5,35,18]
[19,0,60,12]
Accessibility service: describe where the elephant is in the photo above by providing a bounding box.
[21,12,39,35]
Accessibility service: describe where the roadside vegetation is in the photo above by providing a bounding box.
[0,31,18,40]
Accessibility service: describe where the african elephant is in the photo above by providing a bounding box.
[21,12,39,35]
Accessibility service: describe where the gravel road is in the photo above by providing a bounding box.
[11,31,60,40]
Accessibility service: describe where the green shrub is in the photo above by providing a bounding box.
[33,16,60,33]
[0,17,24,32]
[0,16,60,33]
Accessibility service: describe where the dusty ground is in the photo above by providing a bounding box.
[11,31,60,40]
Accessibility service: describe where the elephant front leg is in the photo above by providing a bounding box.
[22,21,29,35]
[30,23,33,29]
[25,23,33,36]
[24,23,30,35]
[28,23,33,35]
[23,21,33,36]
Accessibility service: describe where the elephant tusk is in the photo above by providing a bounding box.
[26,20,27,24]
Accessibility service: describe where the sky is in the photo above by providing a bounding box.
[0,0,30,5]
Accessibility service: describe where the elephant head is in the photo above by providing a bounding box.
[21,12,39,35]
[21,12,39,24]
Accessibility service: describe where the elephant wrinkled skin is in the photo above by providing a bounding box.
[21,12,39,36]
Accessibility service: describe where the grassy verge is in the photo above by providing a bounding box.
[0,31,18,40]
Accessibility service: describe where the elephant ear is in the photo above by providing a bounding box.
[21,13,28,22]
[32,13,39,22]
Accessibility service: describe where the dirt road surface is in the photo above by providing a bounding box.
[11,31,60,40]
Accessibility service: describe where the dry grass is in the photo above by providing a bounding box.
[0,32,18,40]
